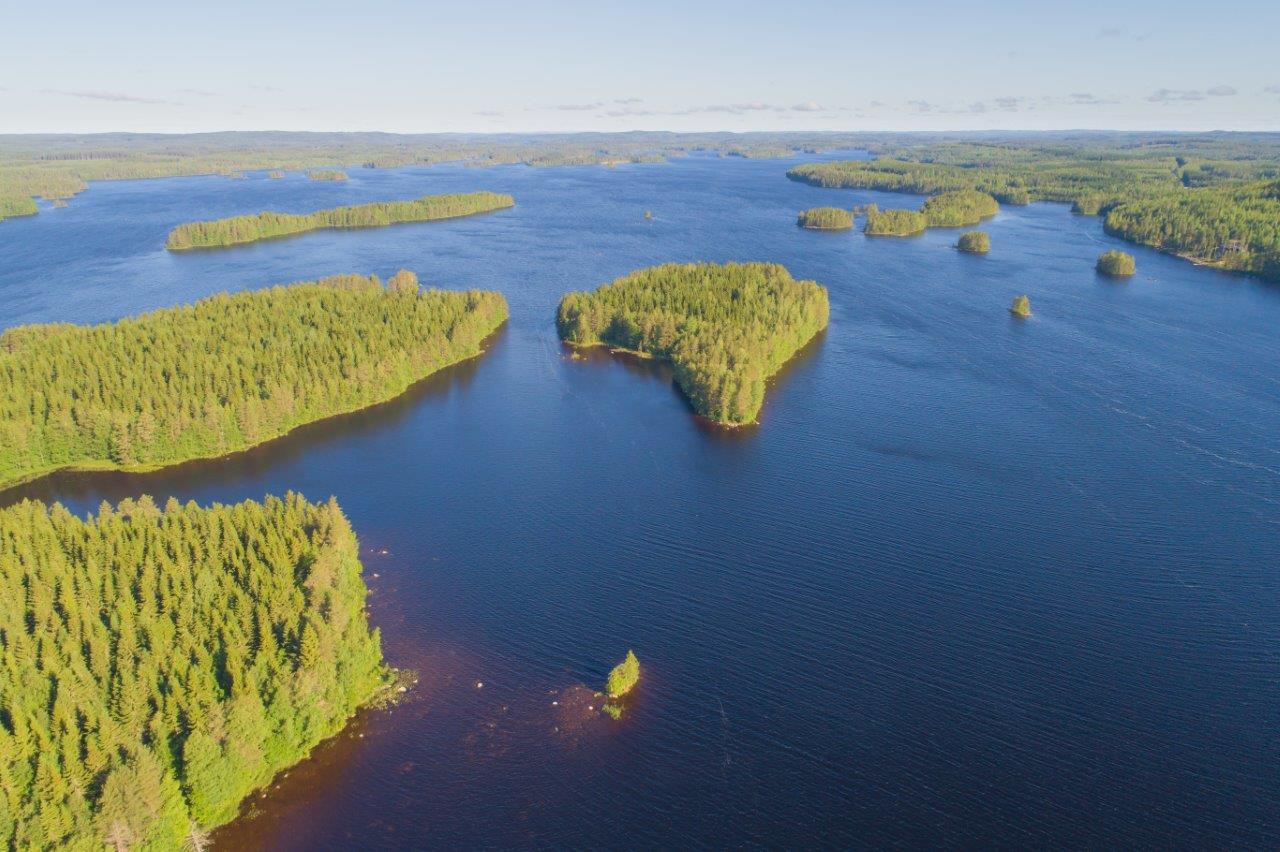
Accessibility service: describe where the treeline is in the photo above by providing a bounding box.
[787,142,1280,281]
[1103,181,1280,279]
[557,262,829,425]
[0,493,386,849]
[166,190,514,249]
[797,207,853,230]
[788,160,1032,205]
[864,204,927,236]
[6,132,1279,225]
[0,273,508,489]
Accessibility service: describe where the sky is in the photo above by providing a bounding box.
[2,0,1278,134]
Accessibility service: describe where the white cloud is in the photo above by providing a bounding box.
[44,89,182,105]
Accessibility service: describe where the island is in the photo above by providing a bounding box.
[267,169,286,179]
[1096,250,1137,276]
[0,493,389,850]
[602,650,642,718]
[165,190,514,250]
[1010,295,1032,317]
[864,204,927,236]
[922,190,999,227]
[556,261,829,426]
[0,272,508,490]
[308,169,348,181]
[787,147,1280,282]
[797,207,854,230]
[957,231,991,253]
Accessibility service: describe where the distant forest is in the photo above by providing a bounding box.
[5,130,1279,231]
[787,138,1280,280]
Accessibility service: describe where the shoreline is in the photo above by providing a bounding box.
[0,321,508,498]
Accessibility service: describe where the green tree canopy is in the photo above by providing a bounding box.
[0,493,386,849]
[557,262,829,426]
[166,191,514,250]
[0,274,508,489]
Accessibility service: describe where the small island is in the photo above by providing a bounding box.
[557,262,829,426]
[267,169,286,179]
[864,204,927,236]
[0,492,388,849]
[0,273,508,489]
[602,650,641,719]
[308,169,348,181]
[922,190,999,228]
[797,206,854,230]
[957,231,990,253]
[1010,295,1032,318]
[165,190,514,250]
[1096,250,1136,277]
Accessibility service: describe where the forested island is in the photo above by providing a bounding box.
[1096,250,1137,276]
[0,273,508,489]
[922,190,999,227]
[557,262,829,425]
[166,190,514,250]
[0,492,387,849]
[787,140,1280,282]
[308,169,348,181]
[863,204,927,236]
[858,190,998,236]
[797,207,854,230]
[1010,295,1032,318]
[957,231,990,253]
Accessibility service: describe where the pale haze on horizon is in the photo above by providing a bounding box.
[3,0,1278,134]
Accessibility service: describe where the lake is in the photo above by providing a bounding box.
[1,153,1276,848]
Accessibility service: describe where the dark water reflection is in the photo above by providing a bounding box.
[0,153,1277,848]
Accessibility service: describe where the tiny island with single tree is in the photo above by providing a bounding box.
[0,272,508,490]
[557,261,829,426]
[602,650,641,718]
[957,231,991,253]
[1010,295,1032,318]
[797,207,854,230]
[1096,250,1137,277]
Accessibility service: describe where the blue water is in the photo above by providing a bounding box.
[2,154,1277,848]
